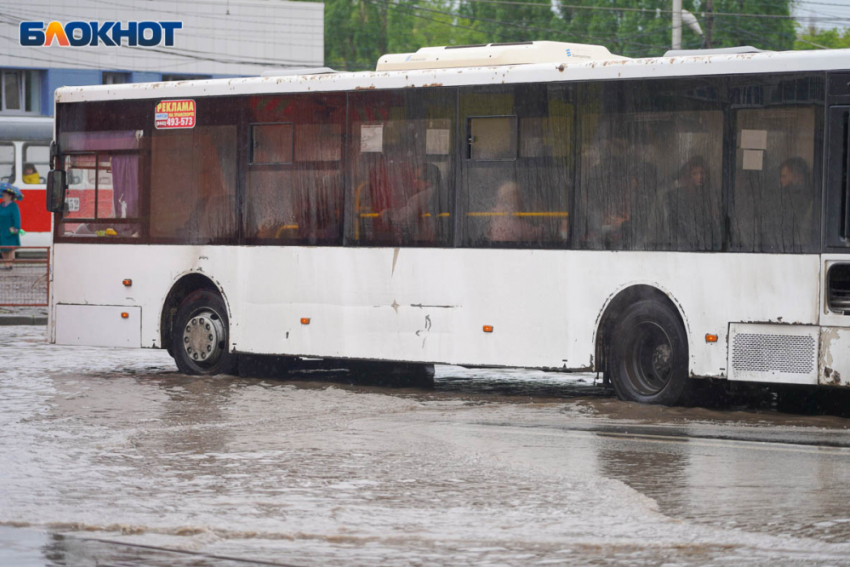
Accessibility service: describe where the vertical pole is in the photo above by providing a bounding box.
[705,0,714,48]
[672,0,682,49]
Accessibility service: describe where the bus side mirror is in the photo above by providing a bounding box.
[46,170,66,213]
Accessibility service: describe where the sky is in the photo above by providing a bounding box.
[791,0,850,31]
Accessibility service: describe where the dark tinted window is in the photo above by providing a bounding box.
[470,116,517,160]
[348,89,455,247]
[251,123,294,165]
[150,98,239,242]
[577,79,724,251]
[57,101,148,239]
[729,74,824,253]
[461,84,573,247]
[245,93,345,245]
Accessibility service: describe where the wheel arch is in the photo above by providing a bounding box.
[159,271,231,352]
[593,283,691,376]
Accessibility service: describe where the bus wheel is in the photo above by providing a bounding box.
[172,290,237,376]
[609,299,689,405]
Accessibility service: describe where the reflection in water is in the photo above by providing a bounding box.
[153,377,235,456]
[37,529,277,567]
[597,434,691,510]
[4,326,850,566]
[595,430,850,544]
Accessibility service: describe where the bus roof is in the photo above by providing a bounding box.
[0,116,53,141]
[55,48,850,105]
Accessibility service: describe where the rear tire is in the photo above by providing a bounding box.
[609,299,690,405]
[172,290,238,376]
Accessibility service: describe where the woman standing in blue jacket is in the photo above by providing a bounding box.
[0,183,22,270]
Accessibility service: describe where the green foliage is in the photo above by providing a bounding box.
[706,0,796,51]
[796,27,850,50]
[303,0,815,71]
[322,0,385,70]
[556,0,701,58]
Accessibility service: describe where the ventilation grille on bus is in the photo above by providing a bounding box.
[731,333,815,374]
[828,264,850,315]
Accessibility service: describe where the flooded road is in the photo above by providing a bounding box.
[3,326,850,566]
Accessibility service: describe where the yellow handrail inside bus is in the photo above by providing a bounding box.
[275,224,299,238]
[466,212,569,217]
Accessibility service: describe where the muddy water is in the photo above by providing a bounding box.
[3,326,850,566]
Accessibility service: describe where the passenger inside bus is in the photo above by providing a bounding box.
[778,156,815,248]
[582,127,657,247]
[662,155,721,250]
[22,163,40,185]
[381,163,443,243]
[488,180,542,243]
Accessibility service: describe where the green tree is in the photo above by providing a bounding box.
[323,0,385,70]
[795,27,850,50]
[706,0,797,51]
[556,0,702,58]
[454,0,565,44]
[387,0,472,53]
[313,0,804,71]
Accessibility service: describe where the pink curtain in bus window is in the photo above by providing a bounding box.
[61,131,140,218]
[111,155,138,218]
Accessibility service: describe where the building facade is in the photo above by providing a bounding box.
[0,0,325,117]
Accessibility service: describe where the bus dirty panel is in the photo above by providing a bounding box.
[819,327,850,386]
[52,244,820,378]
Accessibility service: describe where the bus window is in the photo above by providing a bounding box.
[151,126,237,242]
[57,130,143,238]
[729,75,824,253]
[349,89,454,247]
[578,79,724,251]
[150,98,239,243]
[469,116,517,160]
[56,100,149,240]
[22,144,49,184]
[245,93,345,245]
[251,123,294,164]
[462,84,573,247]
[0,143,13,183]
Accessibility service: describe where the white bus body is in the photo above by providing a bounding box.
[48,45,850,402]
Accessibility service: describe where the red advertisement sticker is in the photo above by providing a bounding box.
[155,99,196,129]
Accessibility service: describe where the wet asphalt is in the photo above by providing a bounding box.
[3,326,850,566]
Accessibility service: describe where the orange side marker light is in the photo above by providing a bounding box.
[121,312,129,319]
[483,325,494,333]
[122,279,132,287]
[705,333,718,343]
[301,318,311,325]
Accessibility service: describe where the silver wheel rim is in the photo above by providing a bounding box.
[182,309,225,368]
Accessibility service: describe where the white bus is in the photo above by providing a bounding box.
[46,42,850,404]
[0,116,54,247]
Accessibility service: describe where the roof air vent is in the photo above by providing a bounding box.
[376,41,627,71]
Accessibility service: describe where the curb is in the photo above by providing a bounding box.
[0,315,47,326]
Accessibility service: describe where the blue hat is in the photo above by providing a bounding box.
[0,183,22,201]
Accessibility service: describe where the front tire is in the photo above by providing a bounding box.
[609,299,690,405]
[172,290,238,375]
